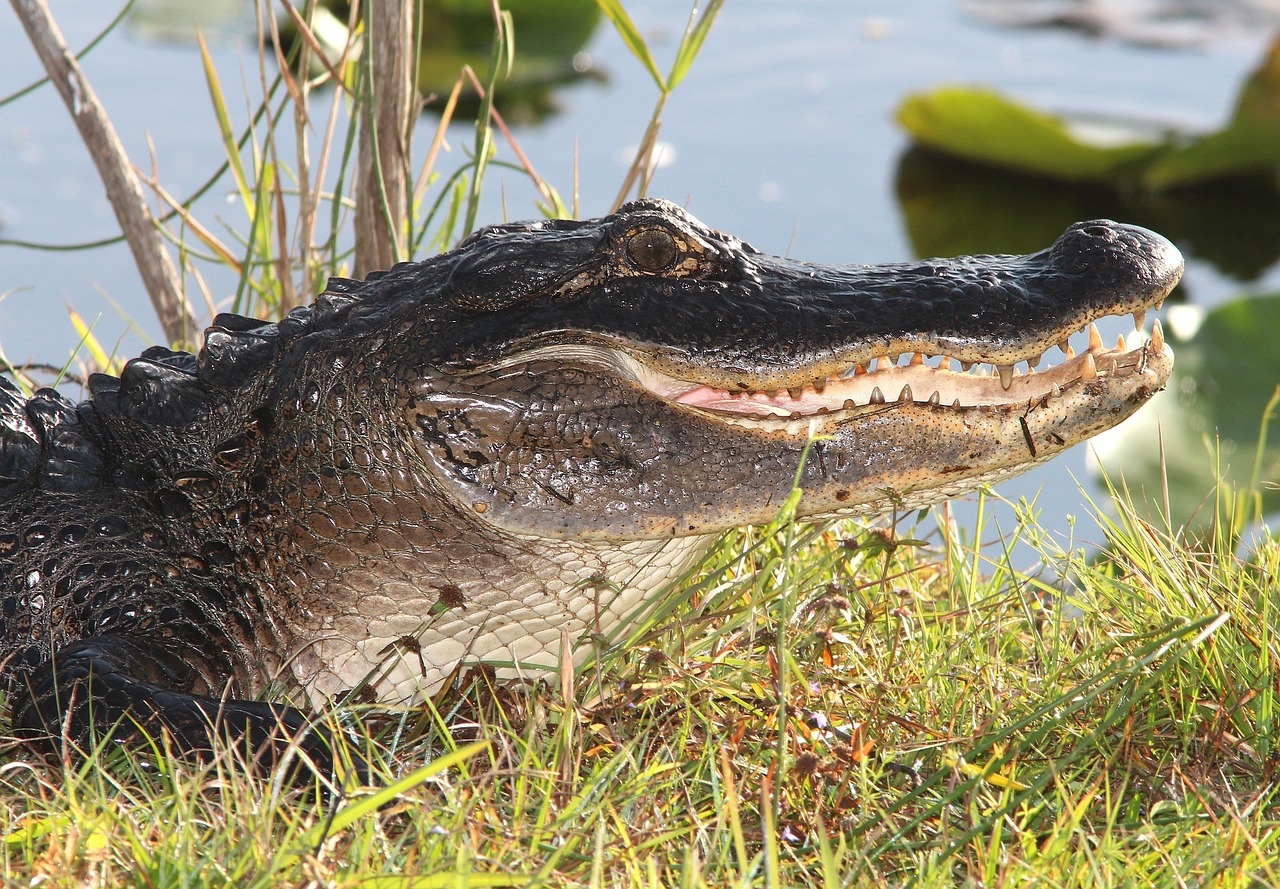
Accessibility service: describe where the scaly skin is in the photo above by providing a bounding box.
[0,200,1182,774]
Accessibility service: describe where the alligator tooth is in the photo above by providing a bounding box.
[870,387,885,404]
[788,386,805,400]
[1115,334,1125,351]
[960,360,974,372]
[873,356,889,371]
[1156,299,1165,310]
[898,384,913,403]
[952,398,962,407]
[1050,383,1062,398]
[1028,352,1043,369]
[1152,318,1165,349]
[813,377,828,394]
[997,364,1014,390]
[888,353,901,366]
[1088,322,1103,352]
[927,390,941,406]
[843,398,857,410]
[853,363,868,376]
[1081,352,1097,381]
[1064,343,1076,359]
[1057,339,1070,355]
[909,352,925,366]
[1133,309,1146,331]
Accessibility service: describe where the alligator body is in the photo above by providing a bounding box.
[0,200,1181,771]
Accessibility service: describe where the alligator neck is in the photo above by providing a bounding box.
[285,532,713,706]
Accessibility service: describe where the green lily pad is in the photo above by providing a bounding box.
[896,87,1164,184]
[897,37,1280,189]
[1141,40,1280,188]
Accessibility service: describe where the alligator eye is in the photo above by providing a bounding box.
[625,227,679,272]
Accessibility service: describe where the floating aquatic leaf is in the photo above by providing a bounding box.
[898,37,1280,190]
[897,87,1163,184]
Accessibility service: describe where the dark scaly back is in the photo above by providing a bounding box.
[0,267,405,702]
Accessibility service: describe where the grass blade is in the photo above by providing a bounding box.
[668,0,725,89]
[196,32,252,214]
[308,740,489,841]
[595,0,666,90]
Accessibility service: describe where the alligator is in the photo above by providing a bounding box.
[0,199,1181,775]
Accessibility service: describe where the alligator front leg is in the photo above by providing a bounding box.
[11,635,344,780]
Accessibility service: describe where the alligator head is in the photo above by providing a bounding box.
[402,199,1180,539]
[260,198,1181,702]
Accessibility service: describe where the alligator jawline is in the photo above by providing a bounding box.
[631,318,1169,425]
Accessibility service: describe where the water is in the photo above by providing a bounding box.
[1,0,1276,558]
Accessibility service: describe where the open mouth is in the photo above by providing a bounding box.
[629,316,1170,422]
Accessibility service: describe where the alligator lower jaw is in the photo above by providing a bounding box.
[630,319,1172,433]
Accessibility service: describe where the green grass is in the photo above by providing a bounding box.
[4,2,1280,885]
[2,486,1278,886]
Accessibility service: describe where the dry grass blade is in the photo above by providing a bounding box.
[275,0,354,97]
[147,177,243,273]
